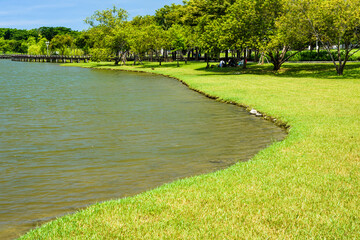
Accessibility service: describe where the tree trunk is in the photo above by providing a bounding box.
[206,53,210,68]
[243,49,247,69]
[273,61,282,71]
[163,49,167,62]
[225,50,228,62]
[181,51,186,65]
[173,51,177,61]
[254,49,259,62]
[236,50,241,59]
[122,51,127,65]
[336,63,345,75]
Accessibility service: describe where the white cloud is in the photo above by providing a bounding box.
[0,3,76,16]
[0,20,43,27]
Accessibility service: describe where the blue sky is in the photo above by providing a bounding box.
[0,0,183,30]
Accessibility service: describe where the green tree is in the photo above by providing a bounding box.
[155,4,184,30]
[85,6,128,28]
[37,27,76,41]
[0,38,10,54]
[84,6,129,63]
[106,25,131,65]
[201,20,223,68]
[298,0,360,75]
[222,0,309,70]
[168,25,187,66]
[28,36,51,55]
[74,32,91,54]
[127,25,150,65]
[220,0,258,69]
[50,34,73,55]
[262,0,311,70]
[144,24,168,65]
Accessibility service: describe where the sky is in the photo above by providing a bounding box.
[0,0,184,30]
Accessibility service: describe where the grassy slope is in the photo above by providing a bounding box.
[20,61,360,239]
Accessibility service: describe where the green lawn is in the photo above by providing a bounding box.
[20,61,360,239]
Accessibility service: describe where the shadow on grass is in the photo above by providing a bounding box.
[89,60,360,80]
[136,62,181,69]
[195,62,360,80]
[89,61,183,69]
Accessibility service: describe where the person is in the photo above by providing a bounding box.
[228,58,236,67]
[238,59,244,66]
[219,60,225,67]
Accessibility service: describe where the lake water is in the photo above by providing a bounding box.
[0,60,286,239]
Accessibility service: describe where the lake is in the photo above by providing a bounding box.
[0,60,286,239]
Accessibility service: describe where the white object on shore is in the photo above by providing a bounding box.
[250,109,257,115]
[250,109,263,117]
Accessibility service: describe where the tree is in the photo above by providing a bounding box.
[0,38,10,54]
[85,6,128,28]
[223,0,310,71]
[298,0,360,75]
[201,20,223,68]
[169,25,187,66]
[127,25,150,65]
[220,0,258,69]
[106,25,131,65]
[262,0,311,70]
[181,0,237,65]
[182,0,236,27]
[37,27,76,41]
[50,34,73,55]
[144,24,167,65]
[84,6,129,63]
[74,32,91,54]
[155,4,184,30]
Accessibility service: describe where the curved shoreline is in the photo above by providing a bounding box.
[67,63,290,131]
[19,61,360,239]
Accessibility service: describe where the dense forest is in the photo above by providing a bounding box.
[1,0,360,75]
[0,27,80,55]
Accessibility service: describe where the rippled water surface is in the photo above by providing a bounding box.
[0,60,286,239]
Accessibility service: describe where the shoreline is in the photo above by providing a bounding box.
[20,61,360,239]
[63,62,290,131]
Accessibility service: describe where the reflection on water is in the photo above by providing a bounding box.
[0,60,286,239]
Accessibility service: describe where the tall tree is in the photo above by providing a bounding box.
[84,6,128,28]
[298,0,360,75]
[37,27,76,41]
[223,0,310,70]
[220,0,259,69]
[263,0,311,70]
[84,6,129,63]
[50,34,73,55]
[155,4,184,30]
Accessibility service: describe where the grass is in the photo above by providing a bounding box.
[19,61,360,239]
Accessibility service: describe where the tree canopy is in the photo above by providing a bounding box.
[2,0,360,75]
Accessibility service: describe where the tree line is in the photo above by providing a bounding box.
[0,27,83,56]
[2,0,360,75]
[83,0,360,75]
